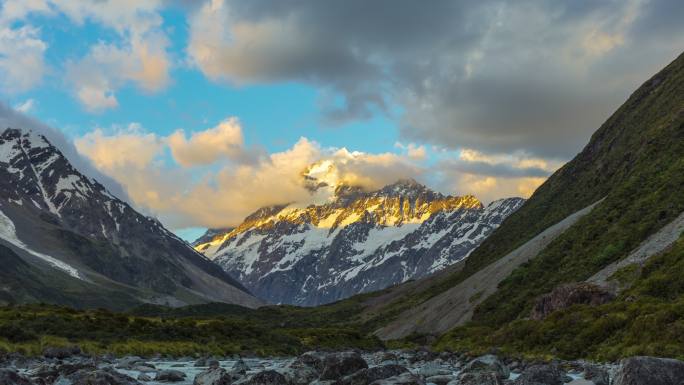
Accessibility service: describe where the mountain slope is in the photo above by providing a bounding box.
[195,179,524,306]
[0,127,262,309]
[367,51,684,339]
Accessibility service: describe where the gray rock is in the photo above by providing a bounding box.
[461,355,509,380]
[370,372,426,385]
[0,368,34,385]
[336,365,409,385]
[458,372,502,385]
[155,369,187,382]
[193,367,232,385]
[232,358,250,374]
[320,352,368,380]
[582,364,609,385]
[194,358,208,367]
[424,374,455,385]
[43,346,81,360]
[235,370,289,385]
[137,373,152,382]
[59,367,141,385]
[531,283,614,320]
[513,364,566,385]
[116,356,144,370]
[614,356,684,385]
[207,359,220,369]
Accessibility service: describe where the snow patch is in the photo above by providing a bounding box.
[0,207,82,279]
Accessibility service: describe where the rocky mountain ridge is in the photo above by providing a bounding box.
[195,179,524,306]
[0,127,261,309]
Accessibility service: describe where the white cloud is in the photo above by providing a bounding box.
[0,0,170,109]
[66,35,170,111]
[13,98,36,113]
[0,24,47,93]
[168,117,246,167]
[75,120,426,228]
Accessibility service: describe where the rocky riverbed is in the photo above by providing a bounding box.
[1,347,683,385]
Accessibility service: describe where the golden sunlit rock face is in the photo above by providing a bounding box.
[194,179,482,254]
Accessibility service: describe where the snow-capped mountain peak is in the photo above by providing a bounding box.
[0,126,261,308]
[194,179,525,306]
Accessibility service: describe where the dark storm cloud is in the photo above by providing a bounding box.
[188,0,684,159]
[439,158,551,179]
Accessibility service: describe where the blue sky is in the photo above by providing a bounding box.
[1,0,682,241]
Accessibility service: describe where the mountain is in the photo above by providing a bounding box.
[194,178,524,306]
[353,51,684,352]
[0,127,262,310]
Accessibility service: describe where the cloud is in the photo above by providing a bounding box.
[0,24,48,93]
[186,0,684,158]
[74,120,425,228]
[431,148,561,203]
[168,117,248,167]
[73,117,555,229]
[74,124,165,169]
[13,99,36,113]
[0,0,170,110]
[64,15,170,111]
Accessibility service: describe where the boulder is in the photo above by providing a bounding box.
[582,364,609,385]
[207,359,220,369]
[137,373,152,382]
[194,367,232,385]
[424,374,456,385]
[236,370,289,385]
[59,367,141,385]
[320,352,368,380]
[0,368,34,385]
[43,346,81,360]
[531,283,614,320]
[461,355,509,380]
[194,358,208,367]
[613,356,684,385]
[513,364,568,385]
[282,361,320,385]
[116,356,145,370]
[370,372,425,385]
[457,372,501,385]
[232,358,250,374]
[335,365,409,385]
[155,369,187,382]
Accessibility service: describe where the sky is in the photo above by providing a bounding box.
[0,0,682,242]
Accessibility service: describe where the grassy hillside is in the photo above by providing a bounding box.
[435,234,684,361]
[355,51,684,334]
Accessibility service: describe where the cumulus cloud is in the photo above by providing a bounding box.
[61,0,170,111]
[168,118,249,167]
[432,148,562,203]
[185,0,684,158]
[73,117,558,229]
[0,0,170,110]
[74,120,425,228]
[0,22,48,93]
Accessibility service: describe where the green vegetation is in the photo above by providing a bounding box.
[0,303,383,357]
[435,235,684,361]
[354,52,684,341]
